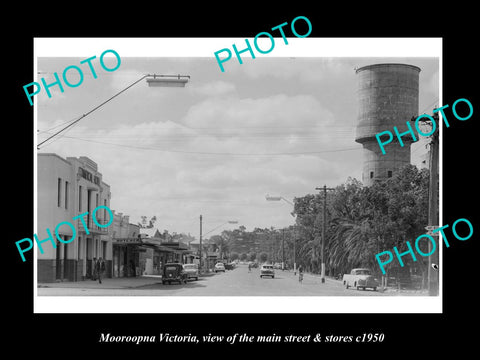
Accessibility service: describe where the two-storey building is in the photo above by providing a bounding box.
[37,154,112,282]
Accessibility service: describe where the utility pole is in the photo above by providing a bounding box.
[413,111,439,295]
[293,226,297,275]
[427,113,439,296]
[315,185,335,283]
[199,215,203,274]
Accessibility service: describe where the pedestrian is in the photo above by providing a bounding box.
[92,257,97,280]
[96,257,105,284]
[130,260,136,277]
[248,263,251,272]
[298,265,303,283]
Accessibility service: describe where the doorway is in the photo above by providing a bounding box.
[55,241,62,280]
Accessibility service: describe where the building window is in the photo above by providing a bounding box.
[104,199,107,220]
[79,186,82,212]
[57,178,62,207]
[65,181,69,209]
[370,171,374,179]
[387,170,393,178]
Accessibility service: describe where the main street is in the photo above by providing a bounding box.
[37,264,424,296]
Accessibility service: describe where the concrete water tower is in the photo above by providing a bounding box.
[355,63,421,186]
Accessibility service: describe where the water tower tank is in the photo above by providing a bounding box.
[355,63,421,186]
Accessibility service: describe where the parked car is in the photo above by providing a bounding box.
[162,263,188,285]
[343,268,379,291]
[260,264,275,278]
[224,262,235,270]
[214,262,226,272]
[183,263,199,281]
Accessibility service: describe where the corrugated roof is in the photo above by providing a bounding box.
[140,227,160,237]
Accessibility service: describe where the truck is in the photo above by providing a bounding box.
[343,268,379,291]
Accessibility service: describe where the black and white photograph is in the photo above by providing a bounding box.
[8,7,478,354]
[32,38,442,313]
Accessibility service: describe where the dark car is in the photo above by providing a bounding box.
[162,263,188,285]
[224,262,235,270]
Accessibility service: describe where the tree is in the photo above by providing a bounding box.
[293,193,323,273]
[210,234,229,260]
[291,165,429,285]
[259,252,268,263]
[372,165,430,286]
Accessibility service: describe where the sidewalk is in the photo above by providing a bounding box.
[37,275,164,289]
[292,270,428,294]
[37,272,216,289]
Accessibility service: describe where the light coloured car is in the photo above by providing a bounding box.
[260,264,275,278]
[214,262,226,273]
[183,263,199,281]
[343,268,379,291]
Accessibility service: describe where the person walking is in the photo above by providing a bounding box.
[96,257,105,284]
[92,257,97,281]
[130,260,136,277]
[298,264,304,284]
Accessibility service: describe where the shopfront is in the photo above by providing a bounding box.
[160,242,193,263]
[140,238,178,275]
[112,238,142,277]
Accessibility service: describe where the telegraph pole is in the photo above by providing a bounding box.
[293,226,297,275]
[199,215,203,273]
[315,185,335,283]
[414,111,439,295]
[427,113,439,296]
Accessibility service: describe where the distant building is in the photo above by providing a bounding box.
[37,154,112,282]
[139,227,162,239]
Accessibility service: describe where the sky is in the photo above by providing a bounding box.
[35,39,440,239]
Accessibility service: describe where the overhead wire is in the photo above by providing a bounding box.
[38,132,360,156]
[37,74,150,149]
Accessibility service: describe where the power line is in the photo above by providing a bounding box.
[37,115,84,135]
[37,74,150,149]
[38,133,360,156]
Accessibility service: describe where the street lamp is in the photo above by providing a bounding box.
[146,74,190,87]
[265,194,293,206]
[265,194,296,272]
[38,73,190,149]
[199,217,238,273]
[204,220,239,236]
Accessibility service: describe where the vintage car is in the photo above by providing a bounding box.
[182,263,199,281]
[260,264,275,278]
[214,262,226,273]
[161,263,188,285]
[343,268,379,291]
[224,262,235,270]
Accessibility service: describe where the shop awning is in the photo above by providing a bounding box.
[114,237,194,255]
[113,238,142,246]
